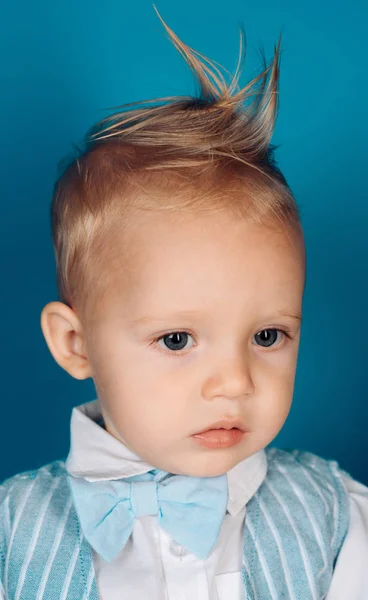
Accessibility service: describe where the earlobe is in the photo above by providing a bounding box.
[40,302,92,380]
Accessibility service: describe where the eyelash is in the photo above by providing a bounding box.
[152,328,292,356]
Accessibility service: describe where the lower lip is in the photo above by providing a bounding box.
[191,428,246,448]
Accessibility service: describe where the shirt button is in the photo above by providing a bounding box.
[169,540,188,557]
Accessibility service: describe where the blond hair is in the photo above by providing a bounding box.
[51,7,301,318]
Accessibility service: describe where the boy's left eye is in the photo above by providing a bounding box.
[253,328,286,347]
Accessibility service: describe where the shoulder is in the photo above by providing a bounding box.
[264,447,350,500]
[265,447,349,486]
[0,460,70,527]
[0,462,86,595]
[262,448,350,554]
[0,460,67,496]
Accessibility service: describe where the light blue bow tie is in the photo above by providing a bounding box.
[68,469,228,563]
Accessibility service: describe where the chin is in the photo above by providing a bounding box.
[199,468,230,479]
[184,462,232,479]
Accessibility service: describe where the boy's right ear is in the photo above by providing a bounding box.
[40,302,93,380]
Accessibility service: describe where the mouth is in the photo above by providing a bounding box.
[194,418,248,435]
[191,424,248,449]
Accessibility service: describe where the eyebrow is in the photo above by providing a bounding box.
[130,310,302,326]
[130,310,205,325]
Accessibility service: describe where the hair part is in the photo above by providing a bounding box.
[51,7,302,319]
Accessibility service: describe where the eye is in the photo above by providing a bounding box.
[253,328,287,348]
[156,331,195,353]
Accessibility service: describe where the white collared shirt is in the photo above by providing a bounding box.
[64,400,368,600]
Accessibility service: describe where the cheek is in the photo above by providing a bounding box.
[256,344,298,388]
[253,349,297,419]
[95,360,177,440]
[262,395,293,428]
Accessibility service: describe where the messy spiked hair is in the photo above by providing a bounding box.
[51,7,301,319]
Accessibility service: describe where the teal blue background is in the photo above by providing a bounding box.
[1,1,367,484]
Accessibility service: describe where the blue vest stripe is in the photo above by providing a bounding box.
[263,478,317,599]
[3,486,13,544]
[84,559,97,599]
[275,464,329,578]
[246,515,279,599]
[289,452,329,514]
[326,461,345,554]
[60,541,80,600]
[242,552,257,599]
[15,476,61,600]
[258,496,296,599]
[289,450,341,538]
[5,476,38,597]
[329,481,339,550]
[41,498,82,599]
[80,534,100,600]
[254,496,291,595]
[288,450,341,556]
[36,496,73,599]
[304,461,341,578]
[18,474,72,600]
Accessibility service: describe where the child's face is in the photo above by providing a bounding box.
[83,209,305,477]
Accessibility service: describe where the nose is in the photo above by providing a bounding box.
[202,352,255,400]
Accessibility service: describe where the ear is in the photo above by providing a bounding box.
[40,302,92,380]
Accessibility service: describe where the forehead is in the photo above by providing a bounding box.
[101,210,305,318]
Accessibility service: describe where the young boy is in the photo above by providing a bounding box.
[1,12,367,600]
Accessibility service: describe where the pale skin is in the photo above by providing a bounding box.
[41,208,306,478]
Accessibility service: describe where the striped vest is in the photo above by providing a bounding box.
[0,448,349,600]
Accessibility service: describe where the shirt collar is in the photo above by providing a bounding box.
[65,399,267,516]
